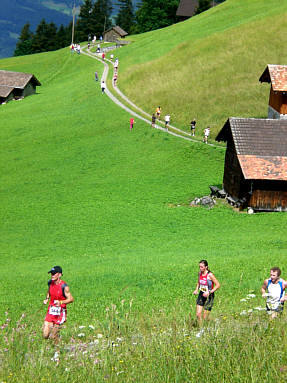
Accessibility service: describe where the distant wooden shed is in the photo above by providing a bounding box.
[176,0,199,17]
[104,26,128,43]
[259,65,287,119]
[216,118,287,212]
[176,0,219,18]
[0,70,41,104]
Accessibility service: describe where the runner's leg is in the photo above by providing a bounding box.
[43,321,53,339]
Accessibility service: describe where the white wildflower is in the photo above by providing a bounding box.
[240,310,247,315]
[248,309,253,313]
[97,333,103,339]
[247,294,256,298]
[89,325,95,330]
[79,325,86,329]
[78,333,85,337]
[240,299,247,302]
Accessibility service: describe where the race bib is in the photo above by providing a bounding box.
[49,306,61,316]
[199,285,208,293]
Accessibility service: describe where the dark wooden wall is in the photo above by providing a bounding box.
[249,188,287,211]
[222,140,248,199]
[269,87,287,114]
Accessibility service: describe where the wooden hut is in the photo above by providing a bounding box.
[176,0,220,18]
[0,70,41,104]
[176,0,199,17]
[216,118,287,212]
[104,26,128,43]
[259,65,287,119]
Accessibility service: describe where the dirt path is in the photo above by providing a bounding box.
[82,47,223,148]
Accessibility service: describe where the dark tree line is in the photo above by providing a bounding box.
[14,20,72,56]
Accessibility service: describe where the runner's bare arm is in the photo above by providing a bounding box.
[62,286,74,305]
[209,273,220,294]
[261,280,268,297]
[43,289,50,305]
[193,273,200,295]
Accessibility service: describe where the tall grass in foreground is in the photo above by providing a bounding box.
[1,299,287,382]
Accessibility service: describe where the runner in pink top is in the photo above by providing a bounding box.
[193,260,220,323]
[130,117,135,130]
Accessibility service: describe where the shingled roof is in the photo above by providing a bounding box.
[216,118,287,181]
[259,65,287,92]
[0,85,14,98]
[0,70,41,89]
[105,26,128,37]
[176,0,199,16]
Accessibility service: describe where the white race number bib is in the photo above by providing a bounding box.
[49,306,61,316]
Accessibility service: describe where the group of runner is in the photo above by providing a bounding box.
[42,262,286,342]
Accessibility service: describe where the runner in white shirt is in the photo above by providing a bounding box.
[261,267,287,319]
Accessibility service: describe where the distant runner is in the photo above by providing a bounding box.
[130,117,135,131]
[203,127,210,143]
[190,119,196,136]
[164,114,170,129]
[261,267,287,319]
[151,113,156,128]
[43,266,74,342]
[101,81,106,94]
[156,106,161,119]
[193,260,220,323]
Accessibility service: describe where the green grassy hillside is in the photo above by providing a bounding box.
[115,0,287,139]
[0,3,287,381]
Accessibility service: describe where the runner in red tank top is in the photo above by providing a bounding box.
[43,266,74,342]
[193,260,220,323]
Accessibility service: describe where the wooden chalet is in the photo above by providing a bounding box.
[104,26,128,43]
[176,0,199,17]
[176,0,220,18]
[259,65,287,119]
[216,118,287,212]
[0,70,41,104]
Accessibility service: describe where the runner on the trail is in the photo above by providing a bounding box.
[190,119,196,136]
[156,106,161,119]
[43,266,74,342]
[203,127,210,143]
[164,114,170,129]
[95,71,99,81]
[113,73,118,86]
[101,80,106,94]
[130,117,135,131]
[261,267,287,319]
[151,113,156,128]
[193,260,220,323]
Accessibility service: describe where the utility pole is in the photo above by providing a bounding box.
[103,15,106,40]
[71,0,76,45]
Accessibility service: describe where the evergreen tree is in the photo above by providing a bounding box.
[92,0,113,37]
[75,0,96,42]
[115,0,135,34]
[195,0,211,15]
[14,23,33,56]
[57,24,68,48]
[135,0,179,34]
[46,22,58,51]
[31,19,50,53]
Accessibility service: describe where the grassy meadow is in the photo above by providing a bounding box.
[0,1,287,381]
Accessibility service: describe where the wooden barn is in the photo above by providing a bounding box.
[0,70,41,104]
[104,26,128,43]
[259,65,287,120]
[216,118,287,212]
[176,0,220,18]
[176,0,199,17]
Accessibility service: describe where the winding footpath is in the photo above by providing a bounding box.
[82,47,223,149]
